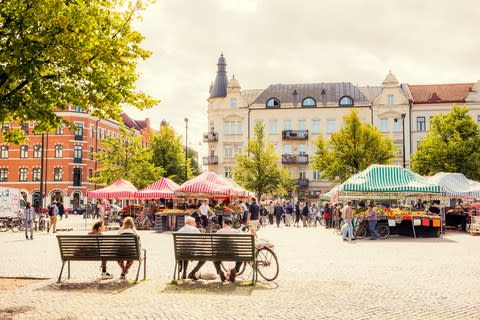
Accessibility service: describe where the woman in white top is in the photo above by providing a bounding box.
[117,216,137,279]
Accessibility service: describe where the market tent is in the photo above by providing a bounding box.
[87,179,138,199]
[427,172,480,200]
[134,177,180,199]
[175,171,235,198]
[218,176,254,198]
[339,164,441,196]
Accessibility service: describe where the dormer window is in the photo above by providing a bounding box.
[387,94,394,105]
[230,98,237,109]
[266,98,280,108]
[302,97,316,107]
[339,96,354,106]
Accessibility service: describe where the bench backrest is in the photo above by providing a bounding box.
[57,235,141,261]
[173,233,255,262]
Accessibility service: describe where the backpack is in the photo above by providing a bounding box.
[48,206,54,216]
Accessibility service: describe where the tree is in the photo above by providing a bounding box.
[0,0,158,142]
[233,122,296,200]
[312,109,396,182]
[186,146,202,177]
[151,124,191,183]
[411,105,480,180]
[90,125,163,189]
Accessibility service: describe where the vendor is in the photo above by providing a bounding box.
[427,202,440,215]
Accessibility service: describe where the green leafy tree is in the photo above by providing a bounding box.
[312,109,396,182]
[411,105,480,180]
[0,0,158,143]
[186,146,202,177]
[233,122,296,200]
[91,125,163,189]
[151,124,191,183]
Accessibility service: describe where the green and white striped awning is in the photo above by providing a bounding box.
[339,165,441,196]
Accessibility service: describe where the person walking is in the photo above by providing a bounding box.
[284,201,293,226]
[323,203,332,228]
[367,204,379,240]
[48,201,59,233]
[273,201,285,227]
[268,200,274,225]
[311,203,320,227]
[24,202,35,240]
[294,201,301,227]
[301,202,310,227]
[342,201,354,241]
[247,197,260,238]
[58,202,65,220]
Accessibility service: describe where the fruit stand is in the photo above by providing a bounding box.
[154,209,189,233]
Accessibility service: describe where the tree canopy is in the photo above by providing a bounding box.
[233,121,296,200]
[0,0,158,142]
[411,105,480,180]
[90,125,163,189]
[150,124,192,183]
[312,109,396,182]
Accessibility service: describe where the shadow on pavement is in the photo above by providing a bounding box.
[37,279,135,294]
[161,280,278,296]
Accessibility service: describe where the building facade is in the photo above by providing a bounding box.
[205,54,480,199]
[0,108,151,209]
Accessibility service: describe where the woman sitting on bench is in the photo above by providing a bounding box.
[117,217,137,280]
[88,220,113,280]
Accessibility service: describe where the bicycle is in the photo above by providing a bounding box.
[353,218,389,239]
[0,216,25,232]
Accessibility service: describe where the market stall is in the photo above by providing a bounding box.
[337,165,442,238]
[87,179,138,200]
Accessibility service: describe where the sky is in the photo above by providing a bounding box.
[124,0,480,159]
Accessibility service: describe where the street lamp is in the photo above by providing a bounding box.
[184,118,188,181]
[401,113,406,168]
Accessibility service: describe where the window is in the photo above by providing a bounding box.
[224,121,242,134]
[395,143,403,156]
[299,168,306,179]
[298,144,307,155]
[298,120,306,130]
[327,120,336,133]
[283,144,292,154]
[74,145,82,163]
[2,123,10,133]
[224,145,233,158]
[302,97,316,107]
[19,168,28,181]
[33,145,42,158]
[234,145,242,155]
[224,167,232,178]
[74,122,83,140]
[339,96,354,106]
[89,147,94,160]
[56,124,64,135]
[416,117,426,132]
[54,168,63,181]
[73,168,81,186]
[387,95,394,105]
[393,118,403,132]
[284,120,292,130]
[90,124,95,138]
[0,168,7,181]
[20,145,28,158]
[75,105,83,112]
[89,168,93,178]
[21,123,29,135]
[32,168,41,181]
[266,98,280,108]
[55,144,63,158]
[312,170,320,180]
[312,120,321,134]
[380,119,388,132]
[0,145,8,159]
[268,120,278,134]
[230,98,237,109]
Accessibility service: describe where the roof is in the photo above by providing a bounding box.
[120,113,149,131]
[252,82,370,106]
[408,83,474,104]
[427,172,480,199]
[358,86,383,102]
[210,54,228,98]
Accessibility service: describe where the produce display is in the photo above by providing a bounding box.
[353,206,441,228]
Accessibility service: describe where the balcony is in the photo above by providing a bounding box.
[282,154,309,164]
[74,134,83,141]
[296,178,309,188]
[203,131,218,142]
[73,157,82,164]
[282,130,308,140]
[203,156,218,165]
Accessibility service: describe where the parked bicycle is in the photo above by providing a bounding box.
[353,217,389,239]
[0,216,25,232]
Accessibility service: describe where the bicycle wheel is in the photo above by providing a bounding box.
[354,225,367,239]
[255,247,279,281]
[377,224,390,239]
[0,222,8,232]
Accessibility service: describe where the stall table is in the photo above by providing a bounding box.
[155,211,188,233]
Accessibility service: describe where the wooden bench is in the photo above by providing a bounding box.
[56,235,146,283]
[172,233,257,283]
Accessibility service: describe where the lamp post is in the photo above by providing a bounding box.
[401,113,406,168]
[184,118,188,181]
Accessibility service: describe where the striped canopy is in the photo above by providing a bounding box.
[134,177,180,199]
[175,171,235,198]
[87,179,138,199]
[339,165,441,196]
[427,172,480,199]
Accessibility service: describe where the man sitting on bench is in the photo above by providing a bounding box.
[213,218,243,282]
[177,217,205,280]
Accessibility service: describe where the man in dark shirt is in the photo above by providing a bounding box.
[247,197,260,238]
[428,202,440,215]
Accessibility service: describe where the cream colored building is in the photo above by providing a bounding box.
[205,54,480,199]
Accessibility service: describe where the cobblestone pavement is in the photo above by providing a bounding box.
[1,215,480,319]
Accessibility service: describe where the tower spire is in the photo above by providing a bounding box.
[209,53,228,98]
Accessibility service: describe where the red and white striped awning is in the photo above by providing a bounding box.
[175,171,234,198]
[134,177,180,199]
[87,179,138,199]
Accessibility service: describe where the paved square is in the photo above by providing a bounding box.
[1,216,479,319]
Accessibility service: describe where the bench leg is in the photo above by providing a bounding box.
[68,260,71,279]
[173,260,178,281]
[58,261,66,283]
[135,260,141,283]
[143,249,147,281]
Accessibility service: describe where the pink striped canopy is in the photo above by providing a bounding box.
[175,171,235,197]
[134,177,180,199]
[87,179,138,199]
